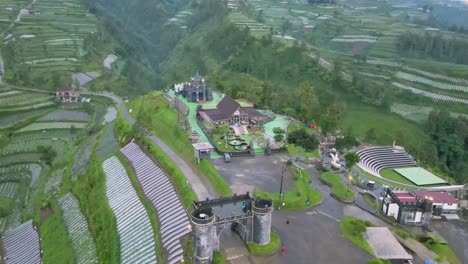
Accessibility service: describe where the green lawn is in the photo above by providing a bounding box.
[339,103,428,147]
[247,232,281,254]
[340,216,374,256]
[379,169,415,185]
[320,172,355,200]
[287,144,319,159]
[355,167,417,190]
[255,167,322,210]
[424,237,461,264]
[362,193,380,211]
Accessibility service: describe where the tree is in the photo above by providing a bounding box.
[365,128,377,142]
[319,115,337,135]
[274,134,284,142]
[298,82,320,122]
[37,146,57,166]
[344,152,360,172]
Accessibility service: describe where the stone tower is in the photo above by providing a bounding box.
[192,207,216,264]
[252,199,273,245]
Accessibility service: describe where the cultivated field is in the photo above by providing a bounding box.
[103,156,158,263]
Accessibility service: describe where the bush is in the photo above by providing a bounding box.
[287,129,318,151]
[274,134,284,142]
[340,216,373,255]
[273,127,285,134]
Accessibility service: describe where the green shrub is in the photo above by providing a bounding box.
[320,172,355,200]
[340,216,374,255]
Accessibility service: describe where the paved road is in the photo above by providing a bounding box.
[83,91,217,200]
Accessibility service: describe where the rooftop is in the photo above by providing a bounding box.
[415,191,460,204]
[393,192,418,204]
[393,167,447,186]
[192,142,214,150]
[365,227,413,260]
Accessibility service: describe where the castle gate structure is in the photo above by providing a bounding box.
[190,193,273,264]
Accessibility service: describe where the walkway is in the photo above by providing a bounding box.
[83,91,217,200]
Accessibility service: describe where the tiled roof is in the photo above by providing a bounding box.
[394,192,418,204]
[415,191,460,204]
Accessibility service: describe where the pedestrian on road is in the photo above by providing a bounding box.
[286,217,289,225]
[281,245,286,256]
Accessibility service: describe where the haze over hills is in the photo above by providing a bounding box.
[0,0,467,263]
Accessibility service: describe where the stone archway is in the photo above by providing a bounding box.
[190,194,273,264]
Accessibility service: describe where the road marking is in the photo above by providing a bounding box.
[315,209,341,222]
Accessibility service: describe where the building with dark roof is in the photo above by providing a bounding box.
[180,74,213,102]
[198,95,267,126]
[56,86,79,103]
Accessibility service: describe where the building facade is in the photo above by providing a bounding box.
[180,74,213,102]
[56,86,79,103]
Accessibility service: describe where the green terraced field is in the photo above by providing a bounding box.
[17,122,88,132]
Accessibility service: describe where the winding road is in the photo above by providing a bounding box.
[82,91,217,201]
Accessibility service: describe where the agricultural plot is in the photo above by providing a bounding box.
[392,82,468,105]
[120,143,190,264]
[11,129,84,143]
[58,193,98,264]
[0,108,52,129]
[0,138,67,157]
[0,92,54,108]
[0,101,56,112]
[97,123,119,159]
[102,107,117,124]
[17,122,88,132]
[7,0,97,75]
[38,109,91,122]
[1,220,41,264]
[390,103,432,124]
[404,67,468,85]
[44,170,63,195]
[0,90,21,97]
[102,156,158,264]
[0,0,29,32]
[71,133,98,180]
[396,71,468,93]
[0,182,18,198]
[0,153,42,167]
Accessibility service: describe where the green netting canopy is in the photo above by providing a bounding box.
[393,167,447,186]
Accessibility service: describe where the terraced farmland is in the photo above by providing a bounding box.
[58,193,98,264]
[0,220,41,264]
[0,91,54,108]
[38,109,91,122]
[6,0,97,76]
[392,82,468,105]
[17,122,88,132]
[390,103,433,123]
[0,0,29,32]
[103,156,158,264]
[396,71,468,93]
[0,138,67,157]
[120,142,190,264]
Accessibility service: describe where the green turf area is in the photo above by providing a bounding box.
[255,167,322,210]
[393,167,447,186]
[423,236,461,264]
[379,169,415,185]
[264,116,290,138]
[247,232,281,254]
[340,216,374,256]
[287,144,319,159]
[212,251,227,264]
[320,172,355,200]
[17,122,88,132]
[354,167,418,190]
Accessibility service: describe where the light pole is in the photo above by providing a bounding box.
[279,163,287,202]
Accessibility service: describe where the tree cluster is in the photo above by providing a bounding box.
[424,109,468,184]
[397,32,468,65]
[287,129,318,151]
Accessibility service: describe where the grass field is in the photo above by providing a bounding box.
[17,122,88,132]
[320,172,355,200]
[379,169,414,185]
[255,167,322,210]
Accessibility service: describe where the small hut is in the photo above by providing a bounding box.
[189,131,201,143]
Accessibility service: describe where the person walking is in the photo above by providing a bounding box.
[281,245,286,256]
[286,217,290,225]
